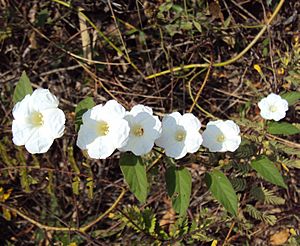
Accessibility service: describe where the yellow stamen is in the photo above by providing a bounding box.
[217,134,225,143]
[30,112,44,126]
[132,125,144,137]
[97,121,109,136]
[175,130,186,142]
[269,105,277,112]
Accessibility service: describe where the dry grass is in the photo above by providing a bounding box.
[0,0,299,245]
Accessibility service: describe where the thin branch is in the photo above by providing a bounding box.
[0,187,126,233]
[145,0,285,79]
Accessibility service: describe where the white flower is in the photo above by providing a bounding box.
[76,100,130,159]
[12,88,66,154]
[258,93,288,121]
[119,105,161,155]
[202,120,241,152]
[155,112,203,159]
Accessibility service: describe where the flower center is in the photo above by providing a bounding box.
[175,130,186,142]
[97,121,109,136]
[30,112,44,126]
[132,124,144,137]
[217,134,225,143]
[269,105,277,112]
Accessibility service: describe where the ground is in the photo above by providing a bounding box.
[0,0,300,245]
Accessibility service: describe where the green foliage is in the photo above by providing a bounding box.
[16,149,31,193]
[119,153,149,203]
[245,205,277,226]
[251,156,287,189]
[74,97,95,131]
[285,70,300,87]
[230,177,247,192]
[231,161,251,174]
[205,170,238,216]
[72,176,80,195]
[36,9,49,27]
[156,1,207,37]
[250,186,285,205]
[165,166,192,216]
[0,26,12,42]
[118,205,158,240]
[281,91,300,105]
[234,140,257,159]
[271,141,300,158]
[68,147,81,195]
[13,71,33,104]
[267,122,300,135]
[84,162,94,200]
[117,206,217,244]
[279,158,300,169]
[0,138,17,169]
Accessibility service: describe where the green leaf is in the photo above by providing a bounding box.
[72,176,80,195]
[165,166,192,216]
[75,97,95,131]
[119,153,148,203]
[281,91,300,106]
[251,156,287,189]
[267,122,300,135]
[180,21,193,30]
[205,170,238,216]
[13,71,33,104]
[193,20,202,33]
[159,2,173,12]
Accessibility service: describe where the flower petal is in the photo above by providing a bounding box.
[130,104,153,116]
[87,137,115,159]
[224,120,240,134]
[260,110,273,120]
[24,128,54,154]
[224,137,241,152]
[165,141,187,159]
[185,131,203,153]
[168,112,182,124]
[266,93,282,104]
[202,123,225,152]
[258,98,269,112]
[181,113,201,131]
[88,105,104,121]
[12,94,32,120]
[76,123,98,150]
[258,93,289,121]
[12,120,35,146]
[120,136,154,156]
[272,111,286,121]
[157,114,178,140]
[109,119,130,148]
[135,112,161,139]
[30,89,59,111]
[102,100,126,119]
[42,108,66,138]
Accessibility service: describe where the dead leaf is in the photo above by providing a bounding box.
[78,9,92,64]
[209,1,224,23]
[29,31,37,49]
[270,229,290,245]
[159,207,176,228]
[159,196,176,229]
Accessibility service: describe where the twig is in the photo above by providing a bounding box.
[186,69,218,119]
[0,187,126,233]
[188,65,212,113]
[52,0,144,78]
[145,0,285,79]
[223,221,236,245]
